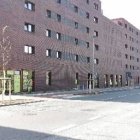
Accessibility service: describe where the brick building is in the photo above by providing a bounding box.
[0,0,140,93]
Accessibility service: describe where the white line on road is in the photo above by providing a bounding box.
[53,124,77,133]
[89,115,102,121]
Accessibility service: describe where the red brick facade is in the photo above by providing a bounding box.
[0,0,140,92]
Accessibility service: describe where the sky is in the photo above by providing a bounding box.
[101,0,140,29]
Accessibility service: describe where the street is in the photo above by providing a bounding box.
[0,88,140,140]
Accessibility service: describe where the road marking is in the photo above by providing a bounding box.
[53,124,76,133]
[118,95,127,98]
[89,115,102,120]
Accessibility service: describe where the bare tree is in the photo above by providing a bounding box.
[0,26,12,101]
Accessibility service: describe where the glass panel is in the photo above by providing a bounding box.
[28,46,32,54]
[24,46,28,53]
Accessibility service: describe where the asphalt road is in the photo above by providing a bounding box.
[68,88,140,103]
[0,88,140,140]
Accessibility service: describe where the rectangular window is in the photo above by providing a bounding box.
[75,73,79,85]
[24,23,35,32]
[86,0,89,4]
[94,58,99,64]
[93,30,98,37]
[75,55,79,62]
[87,57,90,63]
[125,34,127,39]
[86,27,89,33]
[86,12,89,19]
[56,51,62,59]
[95,44,99,50]
[46,71,51,85]
[93,17,98,23]
[57,14,61,22]
[125,54,128,59]
[74,6,78,13]
[56,32,61,40]
[94,3,98,10]
[75,22,78,29]
[75,38,78,45]
[24,45,35,54]
[125,24,127,28]
[57,0,61,4]
[25,1,35,11]
[125,44,128,49]
[46,10,51,18]
[46,29,51,37]
[86,42,89,48]
[46,49,51,57]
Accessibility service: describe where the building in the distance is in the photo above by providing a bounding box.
[0,0,140,93]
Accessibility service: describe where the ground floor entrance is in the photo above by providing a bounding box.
[0,70,35,93]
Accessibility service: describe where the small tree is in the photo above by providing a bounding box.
[0,26,12,101]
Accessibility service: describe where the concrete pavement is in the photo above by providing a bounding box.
[0,88,140,139]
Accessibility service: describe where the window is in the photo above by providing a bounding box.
[86,0,89,4]
[46,29,51,37]
[125,24,127,28]
[75,22,78,29]
[133,66,134,70]
[57,14,61,22]
[125,54,128,59]
[87,57,90,63]
[125,44,128,49]
[57,0,61,4]
[46,10,51,18]
[94,3,98,10]
[86,12,89,19]
[24,45,35,54]
[56,51,62,59]
[75,55,79,62]
[136,31,138,36]
[56,32,61,40]
[86,42,89,48]
[25,1,35,11]
[94,58,99,64]
[93,30,98,37]
[46,71,51,86]
[74,6,78,13]
[75,73,79,85]
[137,58,139,62]
[125,64,128,69]
[95,44,99,50]
[93,17,98,23]
[46,49,51,57]
[86,27,89,33]
[125,34,127,39]
[75,38,78,45]
[24,23,35,32]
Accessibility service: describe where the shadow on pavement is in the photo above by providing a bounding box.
[0,126,78,140]
[69,88,140,103]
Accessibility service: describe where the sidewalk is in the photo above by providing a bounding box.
[0,95,45,106]
[0,86,139,106]
[29,86,140,97]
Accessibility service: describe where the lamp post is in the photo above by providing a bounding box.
[89,37,95,93]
